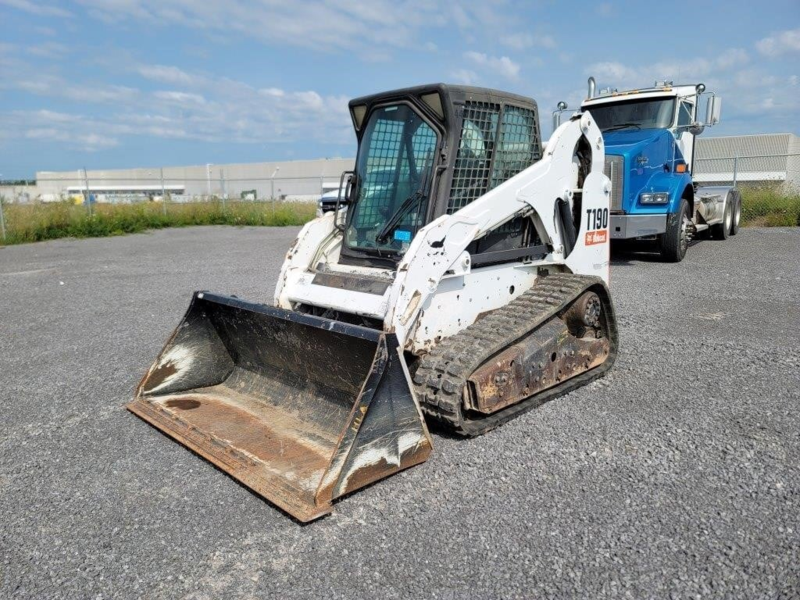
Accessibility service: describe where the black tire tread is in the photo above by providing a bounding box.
[660,198,689,262]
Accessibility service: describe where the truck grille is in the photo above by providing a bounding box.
[604,155,624,212]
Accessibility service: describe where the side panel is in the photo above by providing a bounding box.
[275,213,337,308]
[564,169,611,283]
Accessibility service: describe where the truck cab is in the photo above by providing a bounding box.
[555,79,740,261]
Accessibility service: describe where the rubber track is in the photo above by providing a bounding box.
[412,273,618,436]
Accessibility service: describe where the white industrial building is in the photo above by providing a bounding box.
[694,133,799,189]
[13,157,355,203]
[1,133,797,204]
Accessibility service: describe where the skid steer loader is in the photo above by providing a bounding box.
[129,84,619,522]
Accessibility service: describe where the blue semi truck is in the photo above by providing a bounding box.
[555,78,740,262]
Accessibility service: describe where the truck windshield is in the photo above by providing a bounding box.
[587,97,676,132]
[345,104,438,254]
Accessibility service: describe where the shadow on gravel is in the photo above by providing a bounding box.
[610,238,705,265]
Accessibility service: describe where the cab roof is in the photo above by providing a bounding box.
[582,84,698,107]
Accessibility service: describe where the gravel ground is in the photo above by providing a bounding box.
[1,226,798,599]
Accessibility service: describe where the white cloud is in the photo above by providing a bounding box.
[0,0,72,18]
[260,88,285,98]
[75,0,446,52]
[716,48,749,70]
[756,28,800,57]
[451,69,479,85]
[502,33,556,51]
[587,50,749,89]
[10,72,139,104]
[152,91,207,105]
[465,51,520,80]
[27,42,70,59]
[2,49,352,151]
[137,64,201,86]
[24,126,118,151]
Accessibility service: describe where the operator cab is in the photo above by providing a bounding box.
[338,84,543,267]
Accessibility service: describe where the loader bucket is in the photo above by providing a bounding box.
[128,292,432,522]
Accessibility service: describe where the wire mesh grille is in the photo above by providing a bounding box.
[347,105,438,249]
[490,106,540,190]
[448,102,541,214]
[354,117,404,229]
[448,102,500,213]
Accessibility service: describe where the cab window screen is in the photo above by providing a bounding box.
[448,102,540,214]
[491,106,541,189]
[448,102,499,213]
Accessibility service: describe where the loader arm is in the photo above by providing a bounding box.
[387,112,609,350]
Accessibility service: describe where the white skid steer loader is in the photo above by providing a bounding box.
[129,84,619,522]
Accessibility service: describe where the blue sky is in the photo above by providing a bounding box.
[0,0,798,178]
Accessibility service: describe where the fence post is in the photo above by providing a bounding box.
[0,196,6,241]
[83,167,92,216]
[732,155,739,188]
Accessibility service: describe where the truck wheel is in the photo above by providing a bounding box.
[730,191,741,235]
[659,198,690,262]
[712,198,731,240]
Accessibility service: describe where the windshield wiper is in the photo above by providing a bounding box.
[375,191,425,244]
[604,122,642,132]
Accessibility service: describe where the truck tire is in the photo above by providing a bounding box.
[659,198,690,262]
[730,191,741,235]
[712,197,731,240]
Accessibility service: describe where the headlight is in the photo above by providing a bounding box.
[639,192,669,204]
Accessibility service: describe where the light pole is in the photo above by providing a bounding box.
[270,166,280,218]
[270,166,280,200]
[206,163,213,198]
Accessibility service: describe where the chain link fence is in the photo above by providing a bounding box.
[694,153,800,226]
[1,152,798,243]
[0,169,341,244]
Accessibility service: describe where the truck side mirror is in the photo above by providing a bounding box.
[705,96,721,126]
[688,122,705,136]
[552,101,568,131]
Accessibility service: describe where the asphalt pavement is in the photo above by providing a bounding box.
[1,226,798,599]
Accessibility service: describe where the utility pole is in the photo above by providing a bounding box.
[220,168,226,211]
[206,163,213,198]
[83,167,92,216]
[160,167,167,215]
[270,166,280,217]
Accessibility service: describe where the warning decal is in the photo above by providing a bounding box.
[585,230,608,245]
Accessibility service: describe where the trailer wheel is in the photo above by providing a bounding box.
[712,198,731,240]
[659,198,690,262]
[730,191,741,236]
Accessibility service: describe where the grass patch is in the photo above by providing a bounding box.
[0,199,317,245]
[738,186,800,227]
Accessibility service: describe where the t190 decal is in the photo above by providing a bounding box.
[585,207,608,246]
